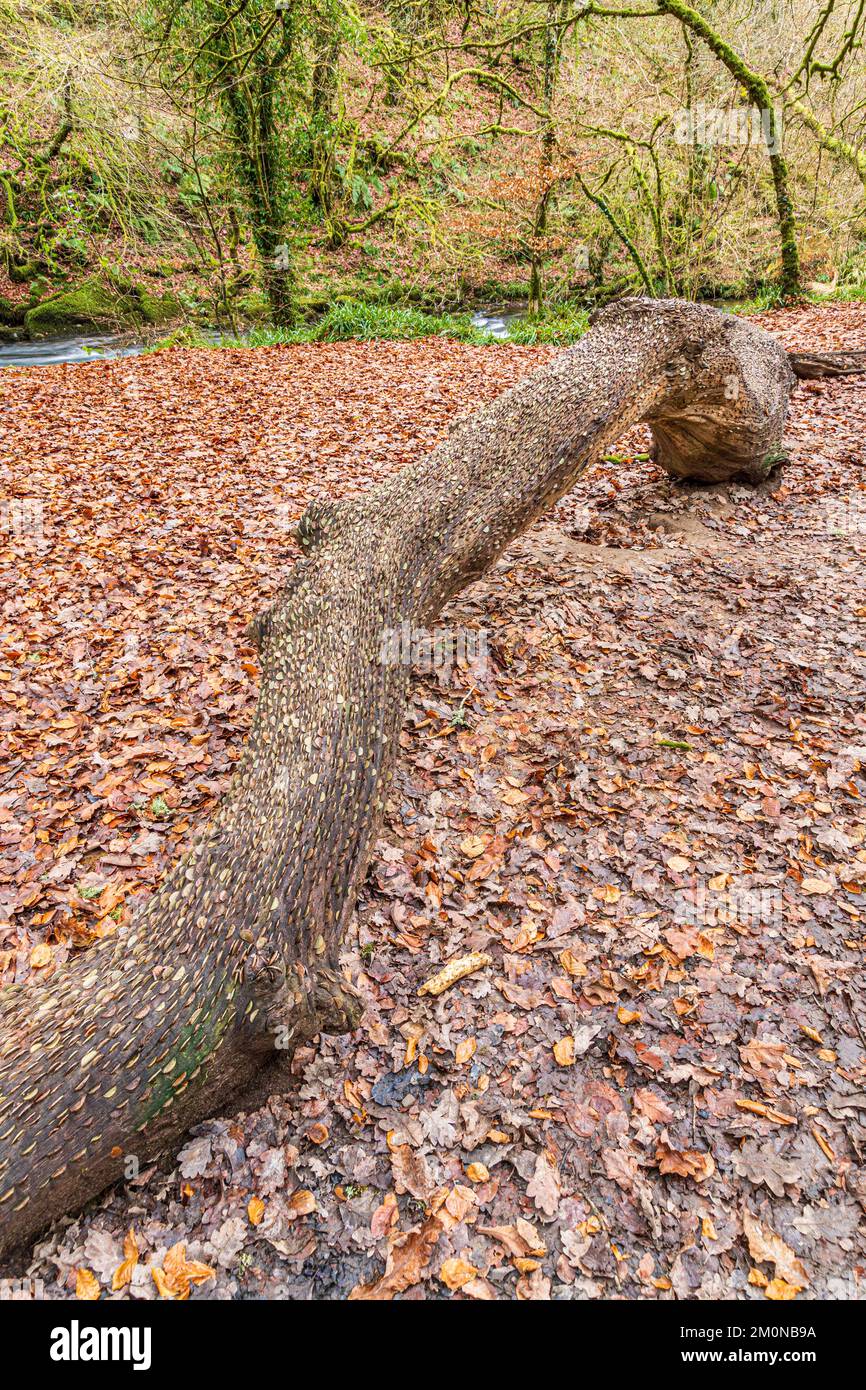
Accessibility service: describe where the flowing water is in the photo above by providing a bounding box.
[470,308,524,338]
[0,333,146,368]
[0,300,748,368]
[0,306,525,369]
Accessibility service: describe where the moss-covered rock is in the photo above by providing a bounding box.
[136,289,181,325]
[24,277,183,337]
[0,295,26,327]
[25,280,125,337]
[233,289,271,320]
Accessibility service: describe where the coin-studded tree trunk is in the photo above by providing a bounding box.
[0,298,795,1259]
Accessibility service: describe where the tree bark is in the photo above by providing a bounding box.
[0,298,795,1260]
[657,0,802,297]
[785,98,866,196]
[788,349,866,379]
[527,0,566,317]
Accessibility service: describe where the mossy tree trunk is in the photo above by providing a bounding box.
[218,33,297,326]
[786,97,866,196]
[0,298,796,1259]
[310,6,343,240]
[657,0,802,297]
[528,1,567,316]
[157,0,299,327]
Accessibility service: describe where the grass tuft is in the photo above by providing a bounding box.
[221,301,496,347]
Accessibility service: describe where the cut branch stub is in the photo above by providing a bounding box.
[787,349,866,380]
[0,298,795,1259]
[293,497,351,553]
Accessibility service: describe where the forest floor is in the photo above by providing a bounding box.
[1,302,865,1301]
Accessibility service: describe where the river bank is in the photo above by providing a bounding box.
[3,293,857,368]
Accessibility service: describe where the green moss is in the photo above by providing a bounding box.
[136,289,181,325]
[27,276,51,304]
[233,289,271,319]
[25,280,125,337]
[24,277,183,337]
[760,445,790,474]
[0,296,26,328]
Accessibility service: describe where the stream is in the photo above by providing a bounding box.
[0,333,146,368]
[0,307,531,368]
[469,308,524,338]
[0,301,749,369]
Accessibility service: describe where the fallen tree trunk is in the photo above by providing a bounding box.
[0,298,795,1259]
[787,349,866,379]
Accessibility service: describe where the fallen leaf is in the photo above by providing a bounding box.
[478,1221,546,1259]
[526,1151,561,1216]
[736,1098,796,1126]
[666,855,691,873]
[111,1227,139,1291]
[765,1278,801,1301]
[440,1257,479,1290]
[75,1268,101,1301]
[656,1143,715,1183]
[349,1219,441,1300]
[459,835,488,859]
[742,1211,809,1290]
[466,1162,489,1183]
[800,877,834,895]
[418,952,491,997]
[153,1243,216,1300]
